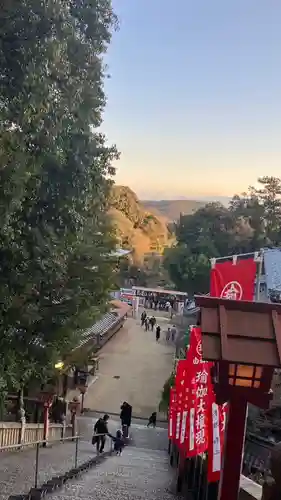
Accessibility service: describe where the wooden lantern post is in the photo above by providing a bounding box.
[195,296,281,500]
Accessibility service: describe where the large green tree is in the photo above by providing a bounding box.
[0,1,118,396]
[164,246,210,294]
[164,176,281,293]
[230,176,281,246]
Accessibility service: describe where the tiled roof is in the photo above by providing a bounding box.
[75,312,120,349]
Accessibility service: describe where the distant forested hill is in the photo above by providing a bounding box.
[141,199,205,222]
[108,186,174,263]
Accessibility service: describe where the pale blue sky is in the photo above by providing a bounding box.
[103,1,281,200]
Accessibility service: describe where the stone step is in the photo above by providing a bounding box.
[78,415,168,452]
[47,446,176,500]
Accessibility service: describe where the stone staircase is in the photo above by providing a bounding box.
[46,417,176,500]
[1,436,104,500]
[129,422,169,452]
[78,413,169,453]
[46,446,175,500]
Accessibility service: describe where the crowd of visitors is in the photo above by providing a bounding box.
[143,293,176,319]
[140,310,177,343]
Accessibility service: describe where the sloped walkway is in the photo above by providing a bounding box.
[83,317,174,418]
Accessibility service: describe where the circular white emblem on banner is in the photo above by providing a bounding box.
[220,281,242,300]
[196,341,202,358]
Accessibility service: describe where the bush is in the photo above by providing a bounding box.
[159,372,175,414]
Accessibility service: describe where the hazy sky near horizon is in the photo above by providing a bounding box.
[102,1,281,200]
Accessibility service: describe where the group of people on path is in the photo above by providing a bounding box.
[140,310,176,343]
[92,401,132,455]
[143,292,176,316]
[145,298,173,313]
[141,310,155,330]
[140,310,161,341]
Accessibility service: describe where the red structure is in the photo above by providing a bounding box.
[195,295,281,500]
[39,391,55,447]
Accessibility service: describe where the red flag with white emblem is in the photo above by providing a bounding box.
[210,258,256,300]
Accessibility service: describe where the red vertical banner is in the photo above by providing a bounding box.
[175,360,188,445]
[168,387,177,440]
[185,327,210,457]
[210,258,257,300]
[187,363,210,456]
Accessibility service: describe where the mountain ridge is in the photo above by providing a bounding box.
[108,185,173,263]
[108,186,207,262]
[141,199,206,222]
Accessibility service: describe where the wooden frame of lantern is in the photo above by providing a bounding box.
[210,360,274,408]
[195,296,281,405]
[195,295,281,500]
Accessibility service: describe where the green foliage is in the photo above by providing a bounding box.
[0,0,118,392]
[159,372,175,413]
[116,259,148,288]
[116,251,173,289]
[164,246,210,294]
[164,176,281,293]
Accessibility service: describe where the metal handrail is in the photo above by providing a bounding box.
[1,432,115,492]
[0,432,113,452]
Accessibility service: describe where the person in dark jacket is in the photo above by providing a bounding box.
[112,429,125,455]
[147,412,157,428]
[144,317,149,331]
[120,402,132,437]
[93,414,109,452]
[156,325,161,342]
[141,310,147,327]
[150,316,156,331]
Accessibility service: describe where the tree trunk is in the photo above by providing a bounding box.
[17,388,26,424]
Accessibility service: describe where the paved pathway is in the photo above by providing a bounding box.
[83,317,175,418]
[0,436,109,500]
